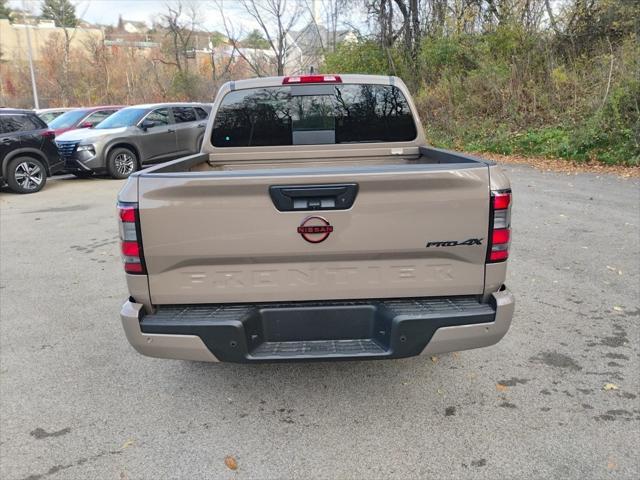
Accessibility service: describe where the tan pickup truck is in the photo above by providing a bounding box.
[118,74,514,363]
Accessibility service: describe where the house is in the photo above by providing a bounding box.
[116,16,149,34]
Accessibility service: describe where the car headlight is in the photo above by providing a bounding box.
[77,144,95,154]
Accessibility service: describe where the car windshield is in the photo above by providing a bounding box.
[95,108,147,129]
[48,109,89,129]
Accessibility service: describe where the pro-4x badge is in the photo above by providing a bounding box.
[426,238,483,247]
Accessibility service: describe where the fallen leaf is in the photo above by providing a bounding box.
[477,153,638,178]
[452,352,460,359]
[496,383,508,392]
[607,457,617,470]
[430,356,438,363]
[120,439,134,450]
[603,383,619,391]
[224,455,238,471]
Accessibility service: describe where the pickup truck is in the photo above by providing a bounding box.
[118,74,515,363]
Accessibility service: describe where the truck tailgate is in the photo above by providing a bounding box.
[138,163,490,304]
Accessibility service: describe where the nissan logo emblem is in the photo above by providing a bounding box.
[297,216,334,243]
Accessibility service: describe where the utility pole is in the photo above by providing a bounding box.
[25,24,39,109]
[23,4,39,108]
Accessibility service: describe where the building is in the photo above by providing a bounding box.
[0,18,103,62]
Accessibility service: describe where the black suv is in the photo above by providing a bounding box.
[0,109,63,193]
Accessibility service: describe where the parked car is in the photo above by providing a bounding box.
[47,105,124,136]
[117,74,515,363]
[36,108,74,125]
[56,103,211,179]
[0,109,62,194]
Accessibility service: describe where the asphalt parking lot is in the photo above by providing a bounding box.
[1,165,639,480]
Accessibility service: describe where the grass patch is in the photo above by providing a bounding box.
[427,124,639,166]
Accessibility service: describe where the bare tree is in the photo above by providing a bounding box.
[208,31,240,92]
[157,2,200,74]
[82,33,112,103]
[35,1,87,105]
[327,0,351,50]
[217,0,308,76]
[216,3,271,76]
[368,0,396,48]
[391,0,421,61]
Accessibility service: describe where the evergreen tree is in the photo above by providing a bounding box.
[41,0,78,28]
[0,0,12,21]
[242,29,270,49]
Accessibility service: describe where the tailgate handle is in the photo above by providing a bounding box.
[269,183,358,211]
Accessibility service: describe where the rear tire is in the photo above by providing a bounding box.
[6,157,47,194]
[107,147,138,179]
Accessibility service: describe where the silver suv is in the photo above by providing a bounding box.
[55,103,211,179]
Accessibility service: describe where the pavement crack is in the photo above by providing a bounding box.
[29,427,71,440]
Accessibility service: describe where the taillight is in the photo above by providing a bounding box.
[488,190,512,262]
[41,130,55,140]
[282,75,342,84]
[117,202,146,274]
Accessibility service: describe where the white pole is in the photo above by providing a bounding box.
[23,8,39,108]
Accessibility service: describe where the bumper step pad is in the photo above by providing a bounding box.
[141,296,496,362]
[253,339,385,357]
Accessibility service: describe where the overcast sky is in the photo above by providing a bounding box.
[9,0,365,33]
[10,1,247,30]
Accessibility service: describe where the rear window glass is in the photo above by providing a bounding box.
[0,114,44,133]
[211,84,417,147]
[173,107,197,123]
[195,107,209,119]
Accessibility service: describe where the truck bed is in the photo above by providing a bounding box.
[138,146,491,176]
[125,146,495,305]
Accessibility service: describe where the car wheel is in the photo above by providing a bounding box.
[6,157,47,194]
[107,147,138,179]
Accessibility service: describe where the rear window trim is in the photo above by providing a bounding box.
[210,83,419,149]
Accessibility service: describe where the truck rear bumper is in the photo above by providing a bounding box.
[120,288,514,363]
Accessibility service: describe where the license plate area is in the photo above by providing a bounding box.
[259,305,378,342]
